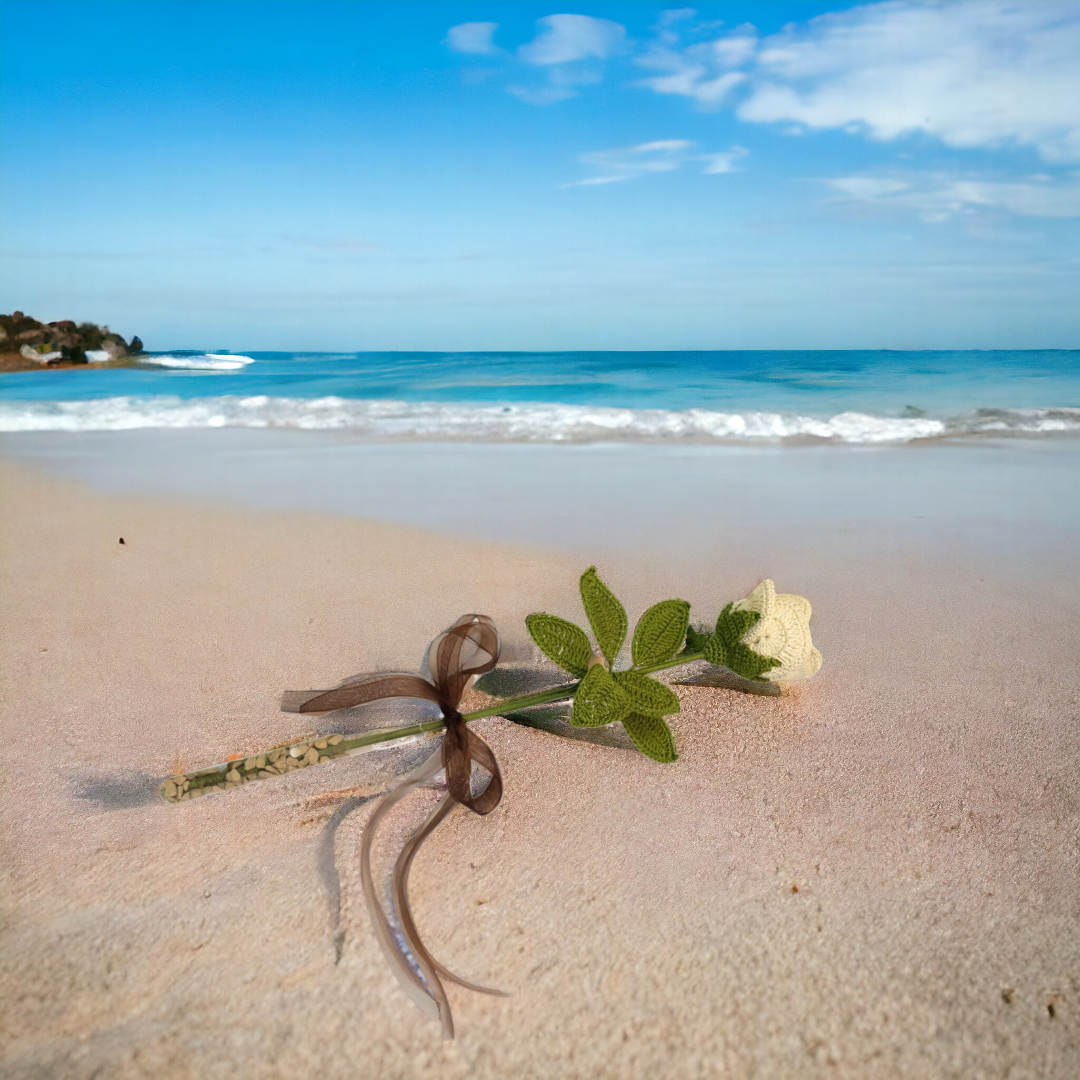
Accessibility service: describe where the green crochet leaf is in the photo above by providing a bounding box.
[525,613,592,677]
[571,663,632,728]
[580,567,628,666]
[714,603,761,648]
[622,712,678,763]
[702,630,724,667]
[612,671,680,719]
[683,623,712,655]
[703,603,778,681]
[631,599,691,667]
[722,643,779,682]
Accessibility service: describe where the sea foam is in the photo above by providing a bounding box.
[139,354,255,371]
[1,396,1078,443]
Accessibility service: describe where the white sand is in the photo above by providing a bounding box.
[1,459,1078,1079]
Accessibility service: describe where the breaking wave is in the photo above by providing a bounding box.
[0,396,1078,443]
[138,353,255,370]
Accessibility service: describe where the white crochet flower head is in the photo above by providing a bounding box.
[732,579,822,681]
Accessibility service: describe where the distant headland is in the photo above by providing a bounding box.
[0,312,144,372]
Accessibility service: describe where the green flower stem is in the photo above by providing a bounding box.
[462,683,581,721]
[161,654,710,802]
[631,651,704,677]
[340,651,707,751]
[336,682,584,752]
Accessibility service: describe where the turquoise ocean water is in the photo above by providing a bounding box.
[1,350,1078,443]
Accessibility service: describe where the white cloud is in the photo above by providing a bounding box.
[445,21,500,56]
[702,146,749,174]
[501,14,629,105]
[563,175,632,188]
[563,140,747,187]
[829,177,911,200]
[826,172,1080,221]
[739,1,1080,161]
[448,3,1080,162]
[517,14,627,65]
[635,22,758,106]
[646,68,746,104]
[508,84,578,106]
[583,139,693,174]
[633,1,1080,162]
[657,9,697,29]
[710,33,757,68]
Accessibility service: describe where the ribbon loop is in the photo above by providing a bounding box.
[425,613,501,710]
[281,672,440,715]
[441,712,503,816]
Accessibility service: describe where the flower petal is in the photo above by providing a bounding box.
[732,579,775,621]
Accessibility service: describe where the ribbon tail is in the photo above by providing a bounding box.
[392,795,510,1006]
[359,748,446,1028]
[391,794,455,1040]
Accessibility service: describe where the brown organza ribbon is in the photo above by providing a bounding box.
[281,614,506,1039]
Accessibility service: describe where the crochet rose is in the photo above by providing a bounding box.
[732,579,822,681]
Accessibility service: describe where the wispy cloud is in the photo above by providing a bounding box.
[825,172,1080,222]
[562,174,629,188]
[634,1,1080,161]
[518,14,627,65]
[656,9,697,29]
[448,13,628,105]
[445,21,501,57]
[563,140,747,187]
[642,67,745,105]
[511,15,628,104]
[740,1,1080,161]
[507,83,581,106]
[700,146,749,174]
[635,20,757,106]
[444,3,1080,181]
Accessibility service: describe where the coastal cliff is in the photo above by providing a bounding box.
[0,312,143,372]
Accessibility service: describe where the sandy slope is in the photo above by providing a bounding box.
[1,460,1078,1079]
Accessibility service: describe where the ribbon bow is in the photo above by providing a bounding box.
[281,614,505,1039]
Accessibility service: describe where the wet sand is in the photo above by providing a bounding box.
[1,455,1078,1079]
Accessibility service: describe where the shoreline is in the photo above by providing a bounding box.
[2,457,1078,1078]
[3,429,1078,562]
[2,397,1078,443]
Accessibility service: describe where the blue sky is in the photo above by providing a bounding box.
[2,0,1078,350]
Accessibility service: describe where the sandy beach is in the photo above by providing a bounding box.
[7,0,1080,1073]
[2,450,1078,1079]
